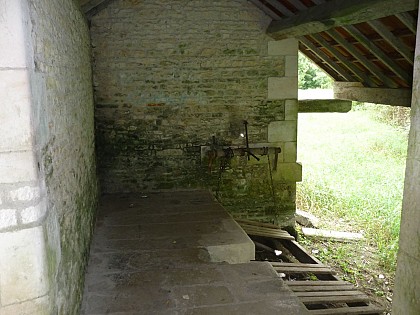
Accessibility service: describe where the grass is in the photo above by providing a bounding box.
[296,103,410,273]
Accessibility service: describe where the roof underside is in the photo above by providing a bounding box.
[251,0,417,90]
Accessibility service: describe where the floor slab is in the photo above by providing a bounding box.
[81,190,308,314]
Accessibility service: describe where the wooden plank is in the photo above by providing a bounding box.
[308,305,384,314]
[248,0,280,19]
[286,280,350,286]
[235,218,282,229]
[270,262,328,268]
[300,294,370,304]
[344,25,412,83]
[266,0,419,39]
[299,37,355,81]
[396,12,417,33]
[310,34,378,87]
[264,0,294,17]
[287,0,308,11]
[326,29,399,88]
[272,266,335,274]
[368,20,414,65]
[290,285,355,292]
[243,229,295,240]
[295,290,366,297]
[239,224,290,234]
[274,240,340,281]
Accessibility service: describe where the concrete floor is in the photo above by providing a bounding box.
[81,190,308,314]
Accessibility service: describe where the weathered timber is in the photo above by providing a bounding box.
[302,227,364,242]
[266,0,419,39]
[310,34,378,87]
[300,294,370,304]
[248,0,280,19]
[395,12,417,33]
[289,285,355,292]
[334,81,412,107]
[344,25,413,84]
[308,306,384,315]
[326,29,399,88]
[264,0,294,17]
[299,37,355,81]
[286,280,350,286]
[368,20,414,65]
[295,290,366,297]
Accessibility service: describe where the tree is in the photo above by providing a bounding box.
[298,52,333,89]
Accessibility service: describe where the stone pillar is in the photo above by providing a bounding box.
[0,1,49,313]
[392,6,420,314]
[267,38,302,197]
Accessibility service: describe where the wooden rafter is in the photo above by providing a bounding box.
[264,0,294,17]
[344,25,413,84]
[310,34,378,87]
[249,0,280,19]
[287,0,308,11]
[395,12,418,33]
[368,20,415,65]
[266,0,419,39]
[326,29,399,88]
[299,37,355,82]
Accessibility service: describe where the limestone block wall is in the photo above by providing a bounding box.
[92,0,300,224]
[0,0,97,314]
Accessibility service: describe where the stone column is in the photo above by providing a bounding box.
[392,5,420,314]
[0,1,49,313]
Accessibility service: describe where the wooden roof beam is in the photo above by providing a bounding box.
[326,29,399,88]
[299,37,355,82]
[249,0,281,19]
[368,20,415,65]
[396,12,417,33]
[309,34,379,87]
[267,0,418,39]
[344,25,413,84]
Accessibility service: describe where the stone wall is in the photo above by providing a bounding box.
[91,0,300,225]
[0,0,97,314]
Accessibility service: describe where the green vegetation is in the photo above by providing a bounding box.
[297,104,410,272]
[298,52,333,90]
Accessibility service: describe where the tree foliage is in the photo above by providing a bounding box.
[298,52,333,90]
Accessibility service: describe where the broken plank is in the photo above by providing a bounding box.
[308,305,384,314]
[302,227,364,241]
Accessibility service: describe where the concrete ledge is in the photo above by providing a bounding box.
[299,99,352,113]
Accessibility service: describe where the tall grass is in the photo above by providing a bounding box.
[297,104,410,272]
